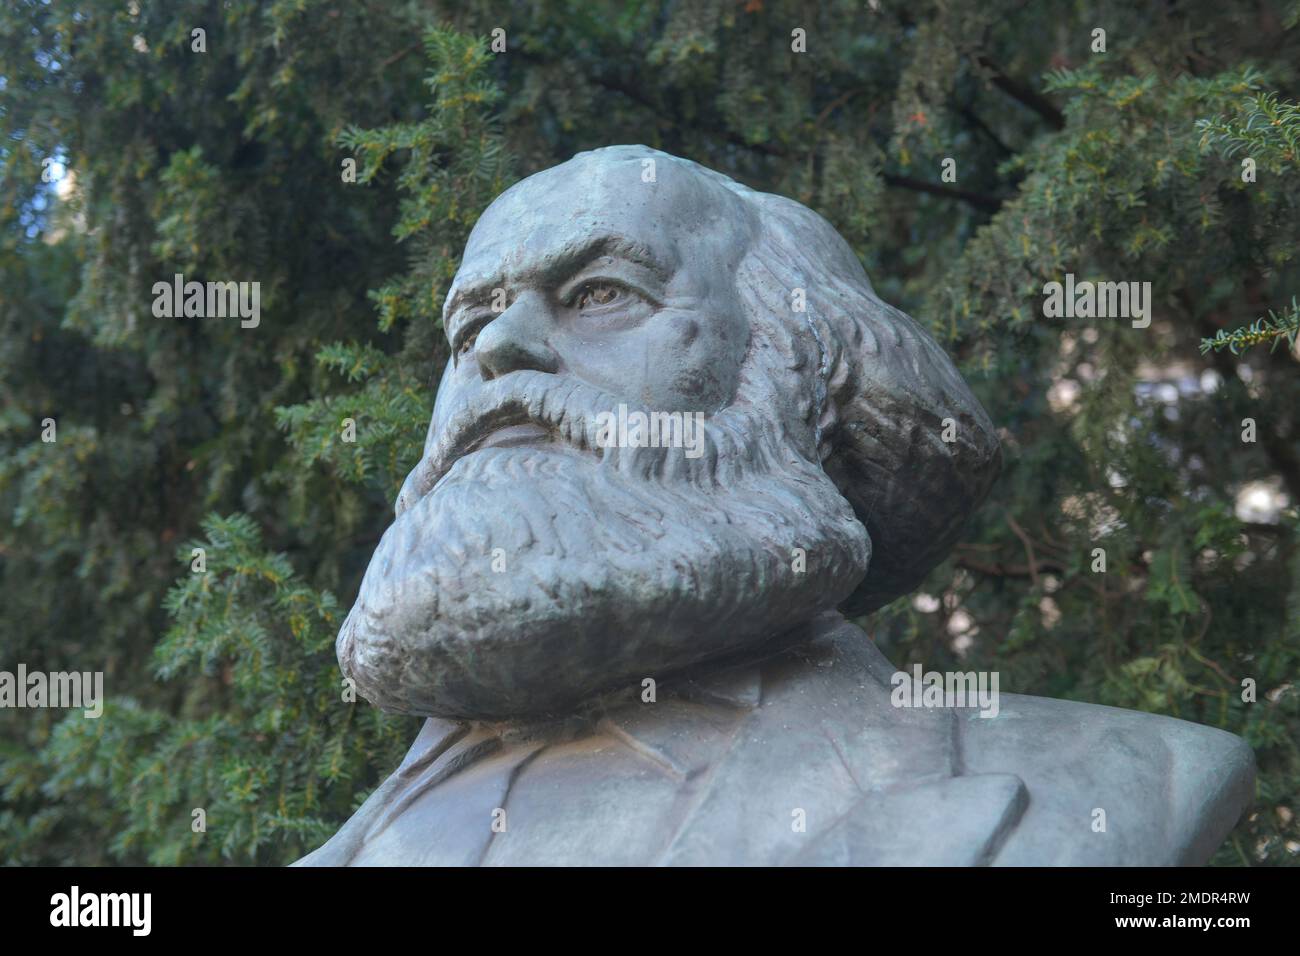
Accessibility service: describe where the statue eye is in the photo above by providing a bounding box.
[574,283,625,311]
[458,331,478,356]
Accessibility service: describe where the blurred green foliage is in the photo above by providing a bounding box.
[1,0,1297,865]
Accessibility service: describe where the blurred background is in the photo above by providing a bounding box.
[1,0,1297,865]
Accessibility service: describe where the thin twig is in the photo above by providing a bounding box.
[1005,513,1041,589]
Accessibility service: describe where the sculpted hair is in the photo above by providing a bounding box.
[714,173,1002,614]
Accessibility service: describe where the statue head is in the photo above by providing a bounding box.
[337,145,1000,719]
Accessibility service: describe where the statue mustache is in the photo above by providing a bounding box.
[396,369,729,517]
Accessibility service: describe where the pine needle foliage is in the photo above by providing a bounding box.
[2,1,1297,865]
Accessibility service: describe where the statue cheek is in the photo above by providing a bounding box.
[673,364,727,407]
[671,315,700,348]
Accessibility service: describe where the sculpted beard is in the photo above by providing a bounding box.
[338,369,870,719]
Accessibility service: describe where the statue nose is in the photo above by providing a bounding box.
[474,297,560,380]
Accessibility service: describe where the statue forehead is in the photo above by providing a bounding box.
[454,154,746,289]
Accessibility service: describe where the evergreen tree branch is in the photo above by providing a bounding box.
[510,52,1008,214]
[1199,298,1300,357]
[879,172,1005,212]
[959,105,1014,156]
[1193,300,1300,502]
[973,53,1066,130]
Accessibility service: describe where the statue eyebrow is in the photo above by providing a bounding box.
[443,233,671,332]
[549,234,671,285]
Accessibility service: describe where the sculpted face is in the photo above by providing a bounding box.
[337,146,1000,720]
[436,153,751,418]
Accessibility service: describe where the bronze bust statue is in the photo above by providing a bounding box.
[297,146,1253,866]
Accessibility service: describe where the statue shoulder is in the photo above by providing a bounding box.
[959,693,1254,865]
